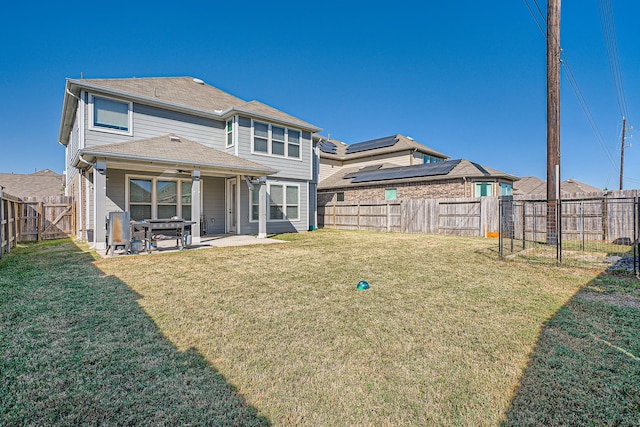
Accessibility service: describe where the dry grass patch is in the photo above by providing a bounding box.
[96,229,596,425]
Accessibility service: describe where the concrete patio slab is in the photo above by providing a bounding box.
[97,234,285,258]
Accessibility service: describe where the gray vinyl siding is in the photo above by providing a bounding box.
[67,116,80,184]
[84,96,226,149]
[202,177,225,234]
[105,169,126,214]
[238,178,309,234]
[237,117,312,181]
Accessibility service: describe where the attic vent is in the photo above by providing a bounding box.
[170,136,181,142]
[406,136,414,141]
[193,78,205,84]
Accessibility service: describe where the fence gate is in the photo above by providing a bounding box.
[20,196,75,241]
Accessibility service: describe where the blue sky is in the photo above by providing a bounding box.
[1,1,638,190]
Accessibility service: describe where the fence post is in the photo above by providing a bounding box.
[7,198,14,254]
[37,201,43,242]
[357,203,360,231]
[0,188,4,258]
[333,204,337,229]
[386,203,391,232]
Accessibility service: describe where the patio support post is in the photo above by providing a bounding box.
[191,170,201,244]
[258,178,267,238]
[94,160,107,250]
[236,175,242,235]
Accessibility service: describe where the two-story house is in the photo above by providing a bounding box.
[58,77,321,249]
[316,134,517,204]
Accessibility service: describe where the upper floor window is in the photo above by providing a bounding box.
[90,95,132,135]
[252,121,302,159]
[226,119,234,147]
[423,155,442,164]
[254,122,269,153]
[500,183,512,196]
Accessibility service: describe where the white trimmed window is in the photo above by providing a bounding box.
[252,120,302,159]
[250,183,300,222]
[89,95,132,135]
[253,122,269,153]
[226,119,234,147]
[287,130,300,158]
[127,176,197,221]
[129,179,152,220]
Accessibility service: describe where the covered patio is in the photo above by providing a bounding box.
[73,134,277,250]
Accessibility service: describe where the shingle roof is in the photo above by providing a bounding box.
[561,179,602,194]
[319,159,516,190]
[513,176,602,195]
[512,176,546,195]
[0,170,64,198]
[316,134,448,161]
[77,134,277,176]
[60,77,320,146]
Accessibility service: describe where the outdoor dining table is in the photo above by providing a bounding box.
[133,218,195,253]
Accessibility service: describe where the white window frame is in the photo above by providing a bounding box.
[226,119,234,148]
[250,120,303,160]
[249,182,300,222]
[88,94,133,136]
[125,174,202,220]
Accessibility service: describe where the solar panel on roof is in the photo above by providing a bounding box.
[345,135,398,154]
[350,160,461,183]
[343,164,383,179]
[318,141,337,154]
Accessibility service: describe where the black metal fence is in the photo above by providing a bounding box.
[499,196,639,276]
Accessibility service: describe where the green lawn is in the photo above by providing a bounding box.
[1,230,638,425]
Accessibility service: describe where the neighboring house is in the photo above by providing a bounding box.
[513,176,602,196]
[0,169,64,198]
[316,135,516,204]
[58,77,321,249]
[316,134,448,183]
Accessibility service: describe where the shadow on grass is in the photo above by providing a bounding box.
[502,270,640,426]
[0,240,269,426]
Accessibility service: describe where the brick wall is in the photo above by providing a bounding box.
[318,179,469,205]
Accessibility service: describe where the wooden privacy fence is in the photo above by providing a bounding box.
[318,197,499,237]
[1,190,21,258]
[0,193,75,258]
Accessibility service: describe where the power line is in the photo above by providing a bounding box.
[561,59,618,170]
[598,0,630,122]
[521,1,630,184]
[522,0,546,37]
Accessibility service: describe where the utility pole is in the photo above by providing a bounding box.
[547,0,561,245]
[619,117,626,190]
